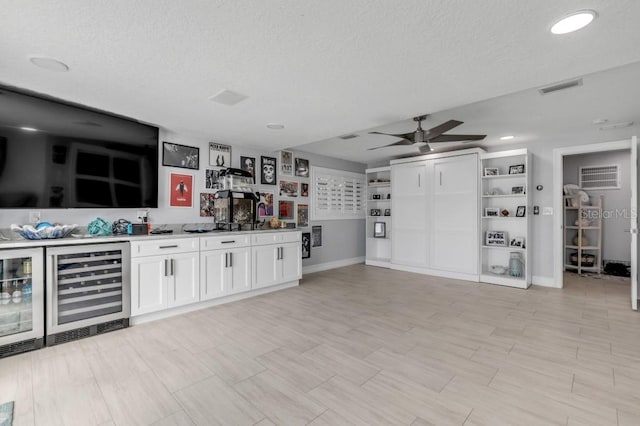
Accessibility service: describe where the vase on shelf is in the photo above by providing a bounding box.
[572,231,589,246]
[509,252,524,278]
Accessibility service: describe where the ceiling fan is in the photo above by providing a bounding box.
[368,115,486,153]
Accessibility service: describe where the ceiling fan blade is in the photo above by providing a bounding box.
[425,120,464,139]
[428,134,487,143]
[368,139,414,150]
[369,131,416,141]
[418,143,432,153]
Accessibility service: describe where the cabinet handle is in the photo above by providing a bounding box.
[225,252,229,268]
[439,171,442,186]
[418,174,421,188]
[164,259,169,277]
[229,252,233,268]
[170,259,174,276]
[159,245,178,249]
[221,240,235,244]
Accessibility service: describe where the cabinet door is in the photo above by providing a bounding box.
[168,252,200,308]
[430,154,478,273]
[131,255,167,316]
[280,242,302,283]
[252,245,279,289]
[200,249,228,301]
[228,247,251,294]
[391,161,428,266]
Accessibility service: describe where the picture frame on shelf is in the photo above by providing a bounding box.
[209,142,231,168]
[484,167,499,176]
[485,207,500,217]
[372,194,381,200]
[370,209,381,216]
[511,185,525,194]
[384,208,391,216]
[509,164,525,174]
[510,236,525,248]
[486,230,508,246]
[516,206,526,217]
[373,222,386,238]
[162,142,199,170]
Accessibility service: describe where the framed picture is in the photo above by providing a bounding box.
[205,168,222,190]
[279,180,299,197]
[257,191,274,217]
[301,182,309,197]
[509,164,525,174]
[278,200,294,220]
[374,222,386,238]
[302,232,311,259]
[295,157,309,177]
[209,142,231,167]
[372,194,381,200]
[199,193,215,216]
[169,173,193,207]
[261,156,277,185]
[162,142,199,170]
[240,156,256,183]
[511,185,525,194]
[370,209,381,216]
[384,208,391,216]
[312,225,322,247]
[516,206,526,217]
[485,230,508,246]
[485,207,500,217]
[280,150,293,176]
[297,203,309,227]
[484,167,499,176]
[510,236,525,248]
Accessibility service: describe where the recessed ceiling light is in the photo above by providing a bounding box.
[29,56,70,72]
[500,135,515,140]
[20,127,38,132]
[551,10,597,35]
[266,123,285,130]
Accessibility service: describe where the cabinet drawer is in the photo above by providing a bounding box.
[200,234,251,250]
[252,232,301,246]
[131,238,199,257]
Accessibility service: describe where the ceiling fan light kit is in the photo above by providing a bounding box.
[368,115,486,151]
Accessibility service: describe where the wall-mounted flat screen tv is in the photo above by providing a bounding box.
[0,86,159,208]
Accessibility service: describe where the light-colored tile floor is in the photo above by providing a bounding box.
[1,265,639,425]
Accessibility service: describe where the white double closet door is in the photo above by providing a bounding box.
[391,153,478,275]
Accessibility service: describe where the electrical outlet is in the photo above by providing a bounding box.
[29,211,41,224]
[136,210,148,222]
[533,206,540,215]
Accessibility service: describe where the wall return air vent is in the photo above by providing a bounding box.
[539,78,583,95]
[579,164,620,190]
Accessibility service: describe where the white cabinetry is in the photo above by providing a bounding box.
[365,166,392,267]
[479,149,531,288]
[200,235,251,300]
[252,232,301,290]
[131,238,200,315]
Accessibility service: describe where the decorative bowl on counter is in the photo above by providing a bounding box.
[11,223,77,240]
[490,265,507,275]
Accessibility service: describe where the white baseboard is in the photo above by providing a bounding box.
[302,256,365,274]
[532,275,559,288]
[131,281,299,325]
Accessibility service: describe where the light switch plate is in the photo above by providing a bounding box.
[542,207,553,216]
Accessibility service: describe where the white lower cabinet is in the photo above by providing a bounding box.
[200,246,251,300]
[252,233,302,290]
[131,239,199,316]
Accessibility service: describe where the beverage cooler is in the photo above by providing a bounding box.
[46,243,130,346]
[0,247,44,358]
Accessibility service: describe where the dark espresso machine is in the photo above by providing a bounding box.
[213,168,258,231]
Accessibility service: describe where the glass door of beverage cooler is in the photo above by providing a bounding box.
[0,247,44,357]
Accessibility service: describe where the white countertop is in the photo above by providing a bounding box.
[0,225,301,250]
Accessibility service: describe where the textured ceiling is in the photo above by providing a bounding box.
[1,1,640,163]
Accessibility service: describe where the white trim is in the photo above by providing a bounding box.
[532,275,558,288]
[553,139,632,289]
[388,263,480,282]
[390,147,485,165]
[480,148,528,160]
[303,256,365,274]
[131,281,299,325]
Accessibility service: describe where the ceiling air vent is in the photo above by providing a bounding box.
[209,89,248,106]
[339,134,359,140]
[539,78,583,95]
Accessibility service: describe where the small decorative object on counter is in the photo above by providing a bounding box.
[270,217,280,229]
[11,223,77,239]
[87,218,112,236]
[509,252,524,277]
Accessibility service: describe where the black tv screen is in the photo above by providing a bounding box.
[0,86,159,208]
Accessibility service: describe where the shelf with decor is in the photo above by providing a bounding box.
[365,166,392,268]
[563,194,602,274]
[479,149,531,289]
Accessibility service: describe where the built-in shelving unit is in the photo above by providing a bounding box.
[564,194,602,274]
[480,149,531,288]
[365,166,392,268]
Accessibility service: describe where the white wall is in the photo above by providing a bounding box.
[563,150,631,263]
